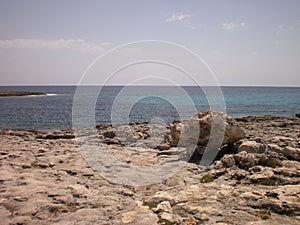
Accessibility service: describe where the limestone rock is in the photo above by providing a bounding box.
[283,146,300,160]
[96,111,245,154]
[268,144,300,160]
[234,151,260,169]
[221,154,236,167]
[155,201,172,213]
[1,114,300,225]
[238,141,266,154]
[170,110,245,148]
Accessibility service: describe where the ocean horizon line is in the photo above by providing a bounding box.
[1,84,300,88]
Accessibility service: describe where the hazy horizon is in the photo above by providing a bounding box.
[1,84,300,87]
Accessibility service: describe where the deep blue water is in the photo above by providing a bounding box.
[0,86,299,130]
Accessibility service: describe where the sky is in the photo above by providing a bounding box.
[0,0,299,86]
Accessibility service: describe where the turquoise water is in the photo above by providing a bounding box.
[0,86,299,130]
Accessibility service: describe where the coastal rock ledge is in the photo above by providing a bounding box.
[0,112,300,224]
[97,111,246,160]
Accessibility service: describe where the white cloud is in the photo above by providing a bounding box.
[166,13,191,22]
[165,13,195,29]
[0,39,109,52]
[222,22,246,31]
[275,23,300,34]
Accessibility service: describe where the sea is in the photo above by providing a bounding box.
[0,86,299,131]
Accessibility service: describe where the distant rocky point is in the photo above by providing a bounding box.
[0,91,46,97]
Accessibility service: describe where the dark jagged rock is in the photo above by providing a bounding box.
[0,91,46,97]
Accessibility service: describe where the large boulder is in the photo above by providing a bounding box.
[237,141,266,154]
[169,111,245,148]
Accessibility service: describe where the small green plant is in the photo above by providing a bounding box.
[261,215,269,220]
[265,159,277,168]
[142,200,157,209]
[282,171,290,177]
[200,175,214,183]
[258,178,276,186]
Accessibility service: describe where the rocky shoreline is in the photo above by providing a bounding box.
[0,91,46,97]
[0,113,299,224]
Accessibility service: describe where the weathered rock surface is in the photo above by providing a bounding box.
[0,114,299,224]
[97,111,245,159]
[268,144,300,160]
[169,111,245,147]
[238,141,266,154]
